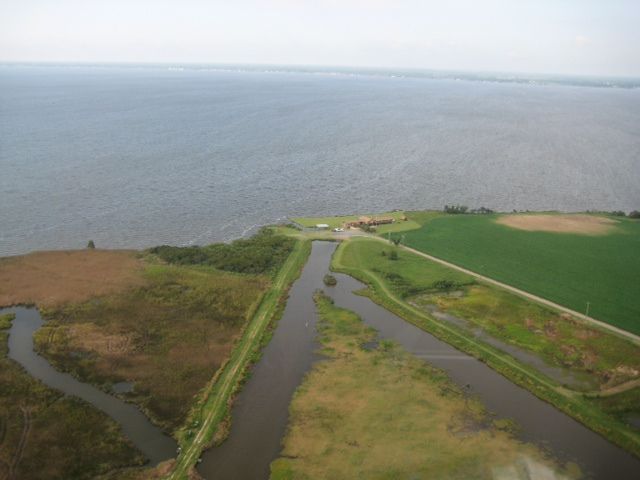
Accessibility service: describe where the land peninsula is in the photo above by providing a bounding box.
[0,210,638,479]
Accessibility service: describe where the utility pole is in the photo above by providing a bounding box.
[585,301,590,317]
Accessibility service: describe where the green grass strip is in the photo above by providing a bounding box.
[166,239,311,479]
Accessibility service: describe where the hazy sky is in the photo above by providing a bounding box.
[1,0,639,77]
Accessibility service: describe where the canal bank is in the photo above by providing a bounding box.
[197,241,337,479]
[326,273,640,479]
[199,240,639,479]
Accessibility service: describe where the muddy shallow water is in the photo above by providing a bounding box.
[2,306,176,466]
[197,241,640,479]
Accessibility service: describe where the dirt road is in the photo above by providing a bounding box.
[362,235,640,346]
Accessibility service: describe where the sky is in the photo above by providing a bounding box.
[1,0,639,77]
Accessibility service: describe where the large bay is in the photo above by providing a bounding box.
[1,65,639,255]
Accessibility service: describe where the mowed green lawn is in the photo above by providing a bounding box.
[400,214,640,335]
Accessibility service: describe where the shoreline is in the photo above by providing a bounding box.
[1,211,638,478]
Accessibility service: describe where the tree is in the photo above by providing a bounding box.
[87,240,96,249]
[444,204,469,214]
[629,210,640,219]
[389,250,399,260]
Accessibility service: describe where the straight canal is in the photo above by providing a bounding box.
[198,241,640,480]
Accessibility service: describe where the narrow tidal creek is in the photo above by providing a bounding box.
[2,306,176,466]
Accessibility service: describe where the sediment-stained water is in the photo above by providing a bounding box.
[2,306,176,466]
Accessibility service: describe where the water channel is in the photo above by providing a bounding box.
[198,241,640,479]
[4,241,639,478]
[2,306,176,466]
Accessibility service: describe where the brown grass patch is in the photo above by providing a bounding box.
[67,324,137,355]
[496,214,618,235]
[34,261,269,432]
[0,250,146,308]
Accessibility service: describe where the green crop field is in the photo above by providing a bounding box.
[399,214,640,335]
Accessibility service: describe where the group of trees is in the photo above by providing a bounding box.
[443,205,494,215]
[469,206,495,214]
[444,207,639,218]
[607,210,640,219]
[149,228,296,276]
[443,204,468,214]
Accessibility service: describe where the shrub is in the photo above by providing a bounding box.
[149,228,296,276]
[629,211,640,219]
[389,250,399,261]
[87,240,96,249]
[283,222,302,231]
[432,279,456,290]
[0,313,15,330]
[323,274,337,286]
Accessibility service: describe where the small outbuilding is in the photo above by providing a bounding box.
[316,224,330,229]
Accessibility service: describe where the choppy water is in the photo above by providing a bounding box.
[1,65,639,256]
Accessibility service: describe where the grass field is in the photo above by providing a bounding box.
[414,284,640,390]
[1,230,296,436]
[398,214,640,334]
[0,313,144,480]
[332,237,640,455]
[35,262,269,432]
[270,293,576,480]
[0,230,301,479]
[337,238,640,391]
[0,249,145,308]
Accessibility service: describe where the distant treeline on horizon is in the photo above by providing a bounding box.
[2,62,639,89]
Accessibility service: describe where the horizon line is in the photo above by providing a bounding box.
[2,60,640,82]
